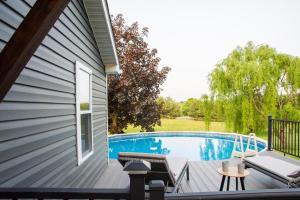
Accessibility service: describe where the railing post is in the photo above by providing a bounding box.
[268,115,272,151]
[123,160,150,200]
[149,180,165,200]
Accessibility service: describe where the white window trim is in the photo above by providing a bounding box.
[76,61,94,165]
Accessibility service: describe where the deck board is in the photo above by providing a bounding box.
[94,151,298,192]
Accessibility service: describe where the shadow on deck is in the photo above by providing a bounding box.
[94,151,299,193]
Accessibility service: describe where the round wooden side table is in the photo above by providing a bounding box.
[217,167,250,191]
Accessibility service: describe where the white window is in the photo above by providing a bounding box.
[76,61,93,165]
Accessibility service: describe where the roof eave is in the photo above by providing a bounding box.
[83,0,120,74]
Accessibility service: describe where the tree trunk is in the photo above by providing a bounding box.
[110,113,120,134]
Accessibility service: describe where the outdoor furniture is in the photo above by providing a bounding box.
[118,152,189,192]
[243,156,300,188]
[217,167,250,191]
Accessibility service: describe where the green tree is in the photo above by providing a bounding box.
[209,42,300,134]
[108,15,170,134]
[157,96,181,119]
[201,95,214,130]
[182,98,203,119]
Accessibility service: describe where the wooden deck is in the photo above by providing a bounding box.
[94,151,299,193]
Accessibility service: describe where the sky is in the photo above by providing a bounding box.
[108,0,300,102]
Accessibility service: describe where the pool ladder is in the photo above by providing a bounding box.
[231,133,259,158]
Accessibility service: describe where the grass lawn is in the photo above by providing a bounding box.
[123,118,268,140]
[124,118,227,133]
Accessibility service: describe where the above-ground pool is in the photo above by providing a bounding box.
[108,132,266,161]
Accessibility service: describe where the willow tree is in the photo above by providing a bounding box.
[209,42,300,134]
[108,14,170,134]
[201,94,213,130]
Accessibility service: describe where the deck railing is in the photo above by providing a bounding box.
[1,182,300,200]
[150,180,300,200]
[164,188,300,200]
[268,115,300,158]
[0,187,130,200]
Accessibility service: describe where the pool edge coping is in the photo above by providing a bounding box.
[108,131,267,153]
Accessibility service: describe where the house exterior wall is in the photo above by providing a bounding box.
[0,0,108,187]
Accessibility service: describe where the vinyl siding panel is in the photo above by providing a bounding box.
[5,84,75,104]
[16,68,75,93]
[0,0,108,188]
[0,138,75,187]
[0,125,76,163]
[26,57,75,83]
[0,102,75,121]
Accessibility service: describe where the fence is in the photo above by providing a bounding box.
[268,115,300,158]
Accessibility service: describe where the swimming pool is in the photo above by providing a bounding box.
[108,132,266,161]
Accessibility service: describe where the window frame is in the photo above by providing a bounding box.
[76,61,93,165]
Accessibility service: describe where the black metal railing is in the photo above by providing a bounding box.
[268,115,300,158]
[1,182,300,200]
[149,180,300,200]
[165,189,300,200]
[0,187,130,200]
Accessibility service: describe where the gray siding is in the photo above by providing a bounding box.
[0,0,108,187]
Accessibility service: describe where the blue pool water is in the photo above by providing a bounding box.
[108,132,266,161]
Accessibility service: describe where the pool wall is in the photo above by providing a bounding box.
[109,131,267,151]
[108,131,267,161]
